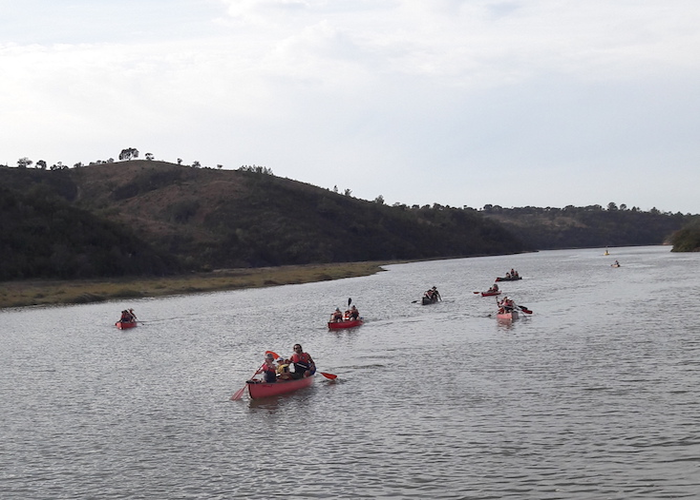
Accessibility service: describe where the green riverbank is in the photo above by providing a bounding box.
[0,261,391,309]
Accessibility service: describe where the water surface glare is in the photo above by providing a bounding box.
[2,246,699,499]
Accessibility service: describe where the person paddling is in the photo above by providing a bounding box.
[289,344,316,379]
[499,296,514,312]
[330,308,343,322]
[255,353,277,383]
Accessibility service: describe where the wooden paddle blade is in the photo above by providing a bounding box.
[230,386,246,401]
[319,372,337,380]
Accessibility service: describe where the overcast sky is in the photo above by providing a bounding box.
[2,0,699,213]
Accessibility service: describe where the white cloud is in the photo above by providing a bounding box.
[1,0,699,212]
[216,0,700,83]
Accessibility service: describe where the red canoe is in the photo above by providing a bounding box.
[115,321,138,329]
[247,375,315,399]
[327,319,363,329]
[496,310,519,321]
[481,291,502,297]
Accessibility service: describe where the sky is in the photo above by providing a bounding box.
[2,0,699,214]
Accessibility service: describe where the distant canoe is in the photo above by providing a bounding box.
[247,375,315,400]
[328,318,363,329]
[115,320,137,330]
[495,276,522,282]
[481,290,501,297]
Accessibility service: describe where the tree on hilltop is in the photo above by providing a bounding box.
[119,148,139,161]
[17,157,32,169]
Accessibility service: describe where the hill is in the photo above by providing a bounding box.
[481,204,690,250]
[0,184,179,281]
[0,161,525,279]
[1,160,695,282]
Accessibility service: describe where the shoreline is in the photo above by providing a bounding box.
[0,261,395,310]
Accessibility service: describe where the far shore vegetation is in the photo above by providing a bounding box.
[0,261,391,310]
[1,160,695,310]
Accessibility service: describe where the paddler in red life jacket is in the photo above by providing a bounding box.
[501,297,514,311]
[255,353,277,383]
[331,308,343,322]
[289,344,316,379]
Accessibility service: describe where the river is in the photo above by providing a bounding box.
[2,245,699,499]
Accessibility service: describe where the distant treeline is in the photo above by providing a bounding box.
[481,204,691,250]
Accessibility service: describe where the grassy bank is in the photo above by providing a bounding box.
[0,261,390,310]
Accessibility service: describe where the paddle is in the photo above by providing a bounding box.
[518,305,533,314]
[230,385,247,401]
[230,364,264,401]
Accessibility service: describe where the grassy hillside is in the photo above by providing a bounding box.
[0,185,179,280]
[0,161,525,279]
[3,160,692,283]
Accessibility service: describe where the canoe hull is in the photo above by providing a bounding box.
[247,376,315,399]
[115,321,137,329]
[495,276,522,282]
[328,319,363,329]
[481,291,501,297]
[421,296,439,305]
[496,310,519,321]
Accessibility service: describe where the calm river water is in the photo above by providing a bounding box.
[2,246,699,499]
